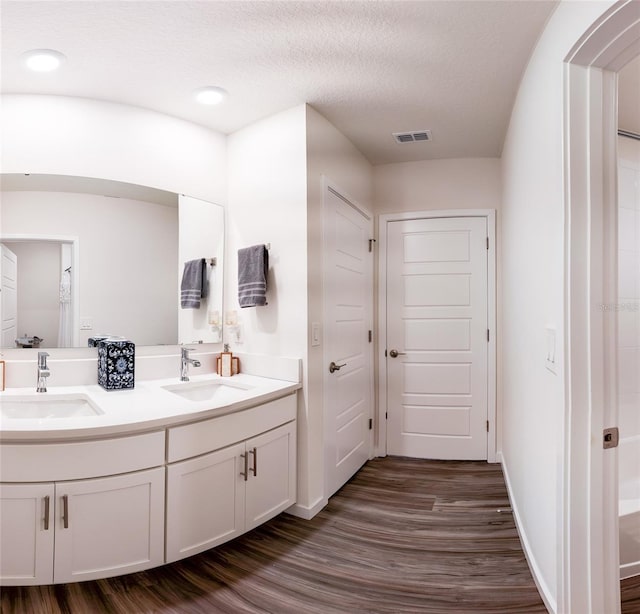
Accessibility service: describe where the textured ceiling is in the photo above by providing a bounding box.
[1,0,558,165]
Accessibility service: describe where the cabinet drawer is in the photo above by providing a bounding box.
[0,431,165,482]
[168,393,296,462]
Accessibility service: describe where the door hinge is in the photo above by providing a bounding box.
[487,329,490,342]
[603,427,619,449]
[368,418,373,430]
[486,236,489,250]
[368,238,376,252]
[385,412,388,420]
[368,330,372,343]
[486,420,489,433]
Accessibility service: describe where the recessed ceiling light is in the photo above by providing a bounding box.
[22,49,66,72]
[194,86,227,105]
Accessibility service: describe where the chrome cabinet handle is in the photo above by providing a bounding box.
[62,494,69,529]
[389,349,406,358]
[43,495,50,531]
[240,453,248,482]
[249,447,257,477]
[329,361,346,373]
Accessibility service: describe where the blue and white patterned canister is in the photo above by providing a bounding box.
[88,335,110,347]
[97,339,135,390]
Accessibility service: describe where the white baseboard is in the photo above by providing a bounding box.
[285,496,328,520]
[501,454,557,614]
[621,561,640,580]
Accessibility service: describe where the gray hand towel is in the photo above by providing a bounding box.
[238,245,268,307]
[181,259,207,309]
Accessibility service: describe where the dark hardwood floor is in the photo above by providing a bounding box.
[1,457,637,613]
[622,575,640,614]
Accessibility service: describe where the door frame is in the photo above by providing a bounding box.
[376,209,497,462]
[562,1,640,611]
[322,177,375,498]
[0,234,80,348]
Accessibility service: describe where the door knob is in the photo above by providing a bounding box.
[329,361,346,373]
[389,349,406,358]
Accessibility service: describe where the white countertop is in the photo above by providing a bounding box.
[0,373,301,442]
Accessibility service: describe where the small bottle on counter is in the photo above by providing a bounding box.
[220,345,233,377]
[216,344,239,376]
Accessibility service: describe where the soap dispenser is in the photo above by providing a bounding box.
[220,344,233,377]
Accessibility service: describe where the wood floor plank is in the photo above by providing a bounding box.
[622,575,640,614]
[1,457,636,613]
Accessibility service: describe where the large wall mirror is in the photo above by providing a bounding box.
[0,174,224,349]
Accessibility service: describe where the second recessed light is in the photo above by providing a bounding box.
[22,48,66,72]
[194,86,227,105]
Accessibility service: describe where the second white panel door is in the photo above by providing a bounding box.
[386,216,488,460]
[324,185,373,498]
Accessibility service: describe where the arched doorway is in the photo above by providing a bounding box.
[564,1,640,612]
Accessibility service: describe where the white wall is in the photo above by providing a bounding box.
[618,136,640,441]
[500,1,615,609]
[374,158,501,214]
[2,241,60,346]
[226,105,308,357]
[226,104,373,515]
[305,104,373,512]
[1,94,227,352]
[226,105,311,504]
[0,95,227,204]
[2,191,178,346]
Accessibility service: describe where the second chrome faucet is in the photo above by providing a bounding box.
[36,351,50,392]
[180,347,201,381]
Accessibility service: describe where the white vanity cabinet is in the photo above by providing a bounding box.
[0,385,299,585]
[166,394,297,563]
[0,483,55,585]
[53,467,165,583]
[0,431,166,586]
[244,422,297,531]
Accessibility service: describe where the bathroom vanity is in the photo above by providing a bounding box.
[0,372,299,586]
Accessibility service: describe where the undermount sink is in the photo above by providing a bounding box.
[162,380,252,403]
[0,394,104,419]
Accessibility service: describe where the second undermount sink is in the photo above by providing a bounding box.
[162,380,252,403]
[0,394,104,419]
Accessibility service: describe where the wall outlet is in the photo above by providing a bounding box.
[80,317,93,331]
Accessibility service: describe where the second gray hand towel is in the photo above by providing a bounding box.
[181,258,206,308]
[238,245,268,307]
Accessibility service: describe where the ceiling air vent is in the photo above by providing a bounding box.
[392,130,432,144]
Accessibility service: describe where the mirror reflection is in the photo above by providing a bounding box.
[0,174,224,349]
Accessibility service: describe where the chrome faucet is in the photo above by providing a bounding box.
[36,351,50,393]
[180,347,201,381]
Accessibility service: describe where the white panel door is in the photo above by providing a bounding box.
[1,244,18,347]
[324,185,373,498]
[0,483,54,586]
[386,217,488,459]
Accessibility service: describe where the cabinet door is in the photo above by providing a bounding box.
[166,442,245,563]
[0,483,54,586]
[53,467,164,583]
[245,421,296,532]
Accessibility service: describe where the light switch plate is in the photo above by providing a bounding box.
[80,317,93,331]
[311,322,321,347]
